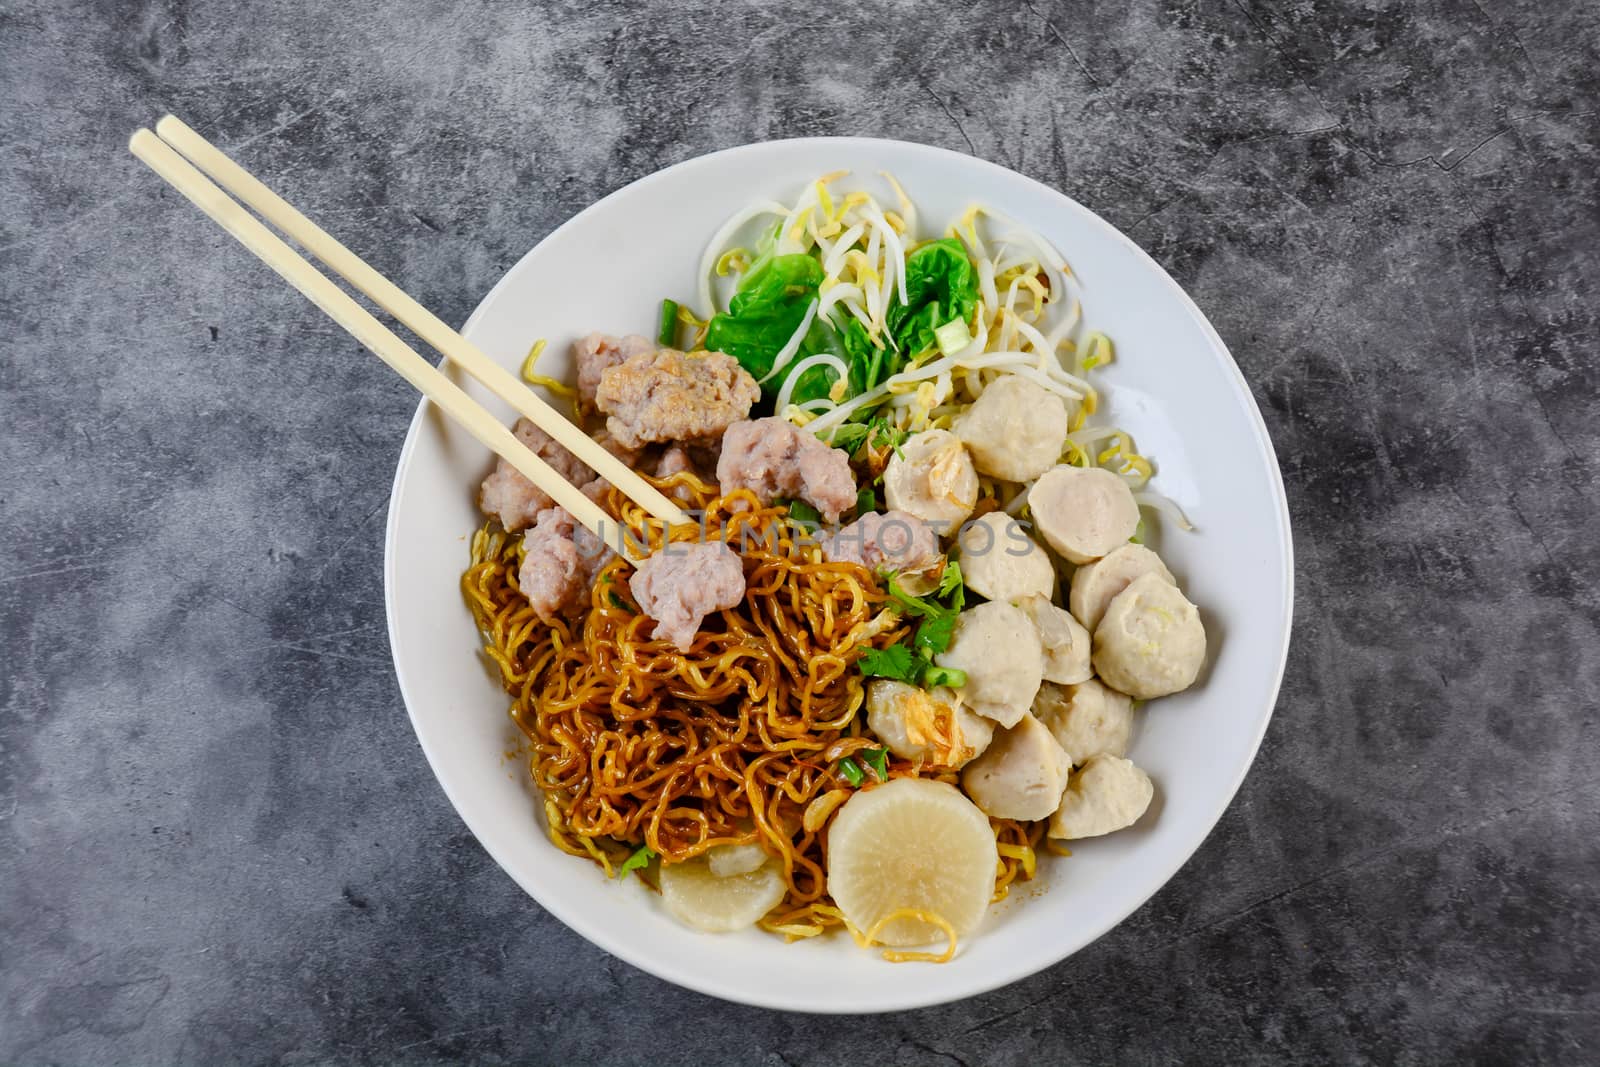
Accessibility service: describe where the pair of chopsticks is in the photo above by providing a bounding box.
[128,115,687,553]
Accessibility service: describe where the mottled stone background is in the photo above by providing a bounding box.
[2,1,1597,1063]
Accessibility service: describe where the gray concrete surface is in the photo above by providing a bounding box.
[3,1,1597,1063]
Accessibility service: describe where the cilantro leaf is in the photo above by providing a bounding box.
[870,419,908,459]
[617,844,656,879]
[861,746,890,782]
[863,559,968,688]
[827,416,907,461]
[913,612,956,656]
[937,560,965,606]
[857,643,921,682]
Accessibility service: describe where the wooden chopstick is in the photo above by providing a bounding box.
[149,114,688,529]
[129,127,639,557]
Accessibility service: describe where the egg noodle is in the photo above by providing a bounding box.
[463,471,1043,950]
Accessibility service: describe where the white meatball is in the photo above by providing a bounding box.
[1092,573,1207,699]
[865,680,994,769]
[958,513,1054,604]
[1019,595,1092,684]
[933,601,1044,727]
[1027,466,1140,564]
[1032,679,1135,765]
[960,713,1072,821]
[883,429,979,529]
[1048,755,1154,840]
[1069,544,1176,631]
[953,376,1069,482]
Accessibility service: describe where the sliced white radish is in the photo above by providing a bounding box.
[707,842,768,878]
[826,778,998,947]
[659,858,785,933]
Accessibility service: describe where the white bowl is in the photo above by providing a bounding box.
[384,138,1293,1013]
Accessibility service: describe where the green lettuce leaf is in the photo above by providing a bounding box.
[885,239,978,357]
[705,253,843,408]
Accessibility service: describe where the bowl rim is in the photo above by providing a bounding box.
[383,135,1294,1012]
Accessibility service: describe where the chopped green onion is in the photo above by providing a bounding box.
[828,422,872,452]
[871,419,908,458]
[861,747,890,781]
[855,487,877,515]
[1130,518,1147,545]
[922,665,968,688]
[838,758,865,787]
[786,499,821,524]
[608,592,634,613]
[934,317,972,355]
[658,299,681,348]
[617,844,656,879]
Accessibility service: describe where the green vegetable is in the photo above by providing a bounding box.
[608,592,635,614]
[1130,518,1147,545]
[859,561,967,687]
[857,643,921,683]
[937,560,966,610]
[617,844,656,879]
[912,612,955,657]
[657,299,680,348]
[785,499,821,525]
[827,422,872,453]
[827,416,905,459]
[886,239,979,357]
[934,316,972,355]
[861,746,890,782]
[887,561,964,624]
[838,758,866,787]
[705,253,841,408]
[875,421,908,460]
[855,487,877,515]
[841,316,896,395]
[922,665,969,688]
